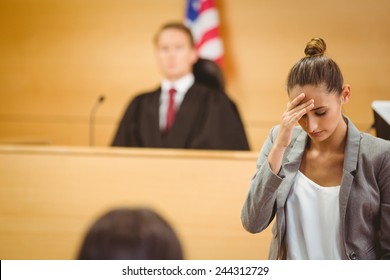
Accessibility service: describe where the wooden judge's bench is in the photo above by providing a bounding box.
[0,145,272,260]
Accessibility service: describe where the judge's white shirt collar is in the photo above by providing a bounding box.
[161,73,195,96]
[159,74,195,130]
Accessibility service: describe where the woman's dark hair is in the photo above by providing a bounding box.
[287,38,344,95]
[77,208,184,260]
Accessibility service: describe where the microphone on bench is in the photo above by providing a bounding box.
[89,95,105,147]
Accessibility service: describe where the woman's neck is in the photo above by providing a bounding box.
[308,117,348,154]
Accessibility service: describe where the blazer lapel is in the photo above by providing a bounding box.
[339,117,361,250]
[277,129,308,207]
[275,128,307,248]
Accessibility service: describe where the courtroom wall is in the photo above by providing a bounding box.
[1,0,389,151]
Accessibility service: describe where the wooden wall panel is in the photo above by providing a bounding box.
[0,146,270,260]
[1,0,389,151]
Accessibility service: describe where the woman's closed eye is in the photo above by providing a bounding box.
[315,110,327,116]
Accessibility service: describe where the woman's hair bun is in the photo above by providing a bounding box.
[304,38,326,56]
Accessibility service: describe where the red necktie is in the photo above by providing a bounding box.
[166,87,176,132]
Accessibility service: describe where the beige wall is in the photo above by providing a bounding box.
[1,0,390,151]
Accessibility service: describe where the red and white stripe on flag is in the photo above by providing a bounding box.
[185,0,224,65]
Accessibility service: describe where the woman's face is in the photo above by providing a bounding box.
[289,83,348,142]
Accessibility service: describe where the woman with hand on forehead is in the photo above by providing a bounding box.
[241,38,390,260]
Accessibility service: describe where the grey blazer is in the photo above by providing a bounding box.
[241,117,390,259]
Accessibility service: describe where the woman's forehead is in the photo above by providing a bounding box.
[289,84,338,104]
[290,84,328,96]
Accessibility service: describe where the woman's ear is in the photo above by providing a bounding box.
[341,84,351,104]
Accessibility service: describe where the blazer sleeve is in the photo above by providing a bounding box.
[241,126,283,233]
[378,147,390,259]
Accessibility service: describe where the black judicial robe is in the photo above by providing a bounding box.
[112,83,250,150]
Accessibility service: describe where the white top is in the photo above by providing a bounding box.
[159,74,195,130]
[285,171,342,260]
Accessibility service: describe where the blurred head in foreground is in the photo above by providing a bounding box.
[77,207,184,260]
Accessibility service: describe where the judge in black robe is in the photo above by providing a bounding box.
[112,22,250,150]
[111,82,250,150]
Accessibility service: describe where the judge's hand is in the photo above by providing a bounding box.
[274,93,314,149]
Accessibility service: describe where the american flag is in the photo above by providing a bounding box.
[185,0,224,65]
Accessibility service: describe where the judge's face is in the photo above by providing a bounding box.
[155,28,197,81]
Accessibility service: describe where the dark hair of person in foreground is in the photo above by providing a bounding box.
[77,207,184,260]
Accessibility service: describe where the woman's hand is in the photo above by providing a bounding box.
[275,93,314,148]
[268,93,314,174]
